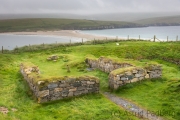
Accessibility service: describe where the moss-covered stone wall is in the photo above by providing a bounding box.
[86,57,162,90]
[86,57,132,73]
[109,65,162,90]
[20,63,99,103]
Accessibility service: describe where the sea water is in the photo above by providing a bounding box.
[0,34,82,50]
[80,26,180,41]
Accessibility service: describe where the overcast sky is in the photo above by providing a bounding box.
[1,0,180,14]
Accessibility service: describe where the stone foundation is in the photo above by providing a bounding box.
[20,63,99,103]
[86,57,162,90]
[86,57,132,73]
[109,65,162,90]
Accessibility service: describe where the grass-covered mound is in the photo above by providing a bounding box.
[0,40,180,119]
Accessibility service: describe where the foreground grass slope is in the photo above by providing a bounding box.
[0,18,143,32]
[0,40,180,120]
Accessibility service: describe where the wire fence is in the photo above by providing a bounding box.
[1,35,180,54]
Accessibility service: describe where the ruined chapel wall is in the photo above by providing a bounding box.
[20,64,99,103]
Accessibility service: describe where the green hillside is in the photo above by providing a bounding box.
[0,18,143,32]
[0,40,180,120]
[135,15,180,26]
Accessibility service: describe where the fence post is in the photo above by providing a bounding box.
[82,38,83,44]
[167,36,168,42]
[176,36,178,41]
[2,46,3,54]
[153,35,156,42]
[139,35,140,40]
[70,39,71,45]
[128,35,129,40]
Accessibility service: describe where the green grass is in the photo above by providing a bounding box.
[0,18,143,32]
[1,40,180,119]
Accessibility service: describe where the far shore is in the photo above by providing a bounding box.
[0,30,116,40]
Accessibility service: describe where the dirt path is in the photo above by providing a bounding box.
[103,92,163,120]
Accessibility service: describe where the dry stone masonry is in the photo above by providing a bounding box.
[20,63,99,103]
[109,65,162,90]
[86,57,162,90]
[86,57,132,73]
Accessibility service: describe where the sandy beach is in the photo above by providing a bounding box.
[0,30,112,40]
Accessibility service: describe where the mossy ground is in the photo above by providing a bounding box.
[0,40,180,120]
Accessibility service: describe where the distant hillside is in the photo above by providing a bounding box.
[135,15,180,26]
[0,18,144,32]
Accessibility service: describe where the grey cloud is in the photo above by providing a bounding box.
[0,0,180,14]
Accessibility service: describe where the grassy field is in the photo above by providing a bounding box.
[0,18,143,32]
[0,40,180,120]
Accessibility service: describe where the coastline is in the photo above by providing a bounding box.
[0,30,112,40]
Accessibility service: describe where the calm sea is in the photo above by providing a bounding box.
[0,26,180,50]
[80,26,180,41]
[0,34,82,50]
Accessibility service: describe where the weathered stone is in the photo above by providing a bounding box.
[145,74,150,79]
[132,70,138,74]
[62,90,68,97]
[69,88,77,92]
[114,84,119,89]
[74,91,82,96]
[82,90,89,94]
[87,81,95,85]
[117,81,123,84]
[73,82,81,87]
[139,76,144,80]
[38,90,49,97]
[127,75,134,80]
[68,92,74,97]
[125,72,132,76]
[121,77,128,81]
[77,86,85,91]
[59,83,69,88]
[38,81,45,85]
[131,78,138,82]
[47,83,58,89]
[54,88,63,93]
[135,74,142,78]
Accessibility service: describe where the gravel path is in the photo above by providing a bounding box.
[103,92,163,120]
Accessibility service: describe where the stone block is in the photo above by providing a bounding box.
[117,80,123,85]
[125,72,132,76]
[145,74,150,79]
[114,84,119,90]
[139,76,144,80]
[62,90,68,97]
[77,86,85,91]
[68,92,74,97]
[48,83,58,89]
[38,90,49,97]
[132,70,138,74]
[54,88,63,93]
[82,90,89,94]
[121,77,128,81]
[131,78,138,83]
[87,81,95,85]
[74,91,82,96]
[135,74,143,78]
[59,83,69,88]
[69,88,77,92]
[73,82,81,87]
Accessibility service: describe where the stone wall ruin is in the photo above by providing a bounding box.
[20,63,99,103]
[86,57,162,90]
